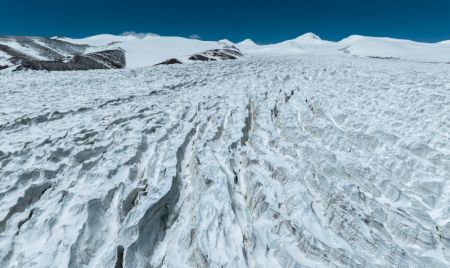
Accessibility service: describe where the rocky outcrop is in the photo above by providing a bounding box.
[155,58,183,65]
[155,45,243,66]
[15,50,126,71]
[0,36,125,71]
[189,46,243,62]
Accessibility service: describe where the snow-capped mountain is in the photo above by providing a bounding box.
[0,34,243,71]
[281,32,329,44]
[236,33,450,63]
[57,35,243,68]
[0,36,125,71]
[238,39,258,46]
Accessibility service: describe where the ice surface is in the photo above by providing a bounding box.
[0,54,450,267]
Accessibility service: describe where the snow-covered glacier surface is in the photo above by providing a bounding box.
[1,55,450,267]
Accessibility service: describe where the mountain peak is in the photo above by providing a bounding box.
[218,39,234,46]
[238,39,257,46]
[293,32,321,42]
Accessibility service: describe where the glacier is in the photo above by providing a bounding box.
[1,54,450,267]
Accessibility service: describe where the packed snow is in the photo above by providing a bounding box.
[1,53,449,267]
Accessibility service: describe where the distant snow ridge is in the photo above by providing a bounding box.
[1,54,449,267]
[237,32,450,63]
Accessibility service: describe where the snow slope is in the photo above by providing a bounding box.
[59,34,140,47]
[1,54,449,267]
[58,35,236,68]
[339,35,450,62]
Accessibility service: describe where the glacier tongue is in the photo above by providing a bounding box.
[0,55,450,267]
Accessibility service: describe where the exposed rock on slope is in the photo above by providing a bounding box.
[188,46,243,61]
[155,45,243,65]
[14,49,126,71]
[155,58,183,65]
[0,36,126,71]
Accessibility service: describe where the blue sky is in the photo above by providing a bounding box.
[1,0,449,43]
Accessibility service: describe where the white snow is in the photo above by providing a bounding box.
[58,34,140,46]
[339,35,450,62]
[1,54,449,267]
[282,32,327,44]
[0,50,10,66]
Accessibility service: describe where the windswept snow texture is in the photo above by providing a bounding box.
[1,55,450,267]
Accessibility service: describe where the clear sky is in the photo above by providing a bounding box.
[1,0,449,43]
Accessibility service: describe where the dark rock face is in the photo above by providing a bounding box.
[155,45,243,66]
[0,36,126,71]
[15,50,126,71]
[189,47,243,62]
[155,58,183,66]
